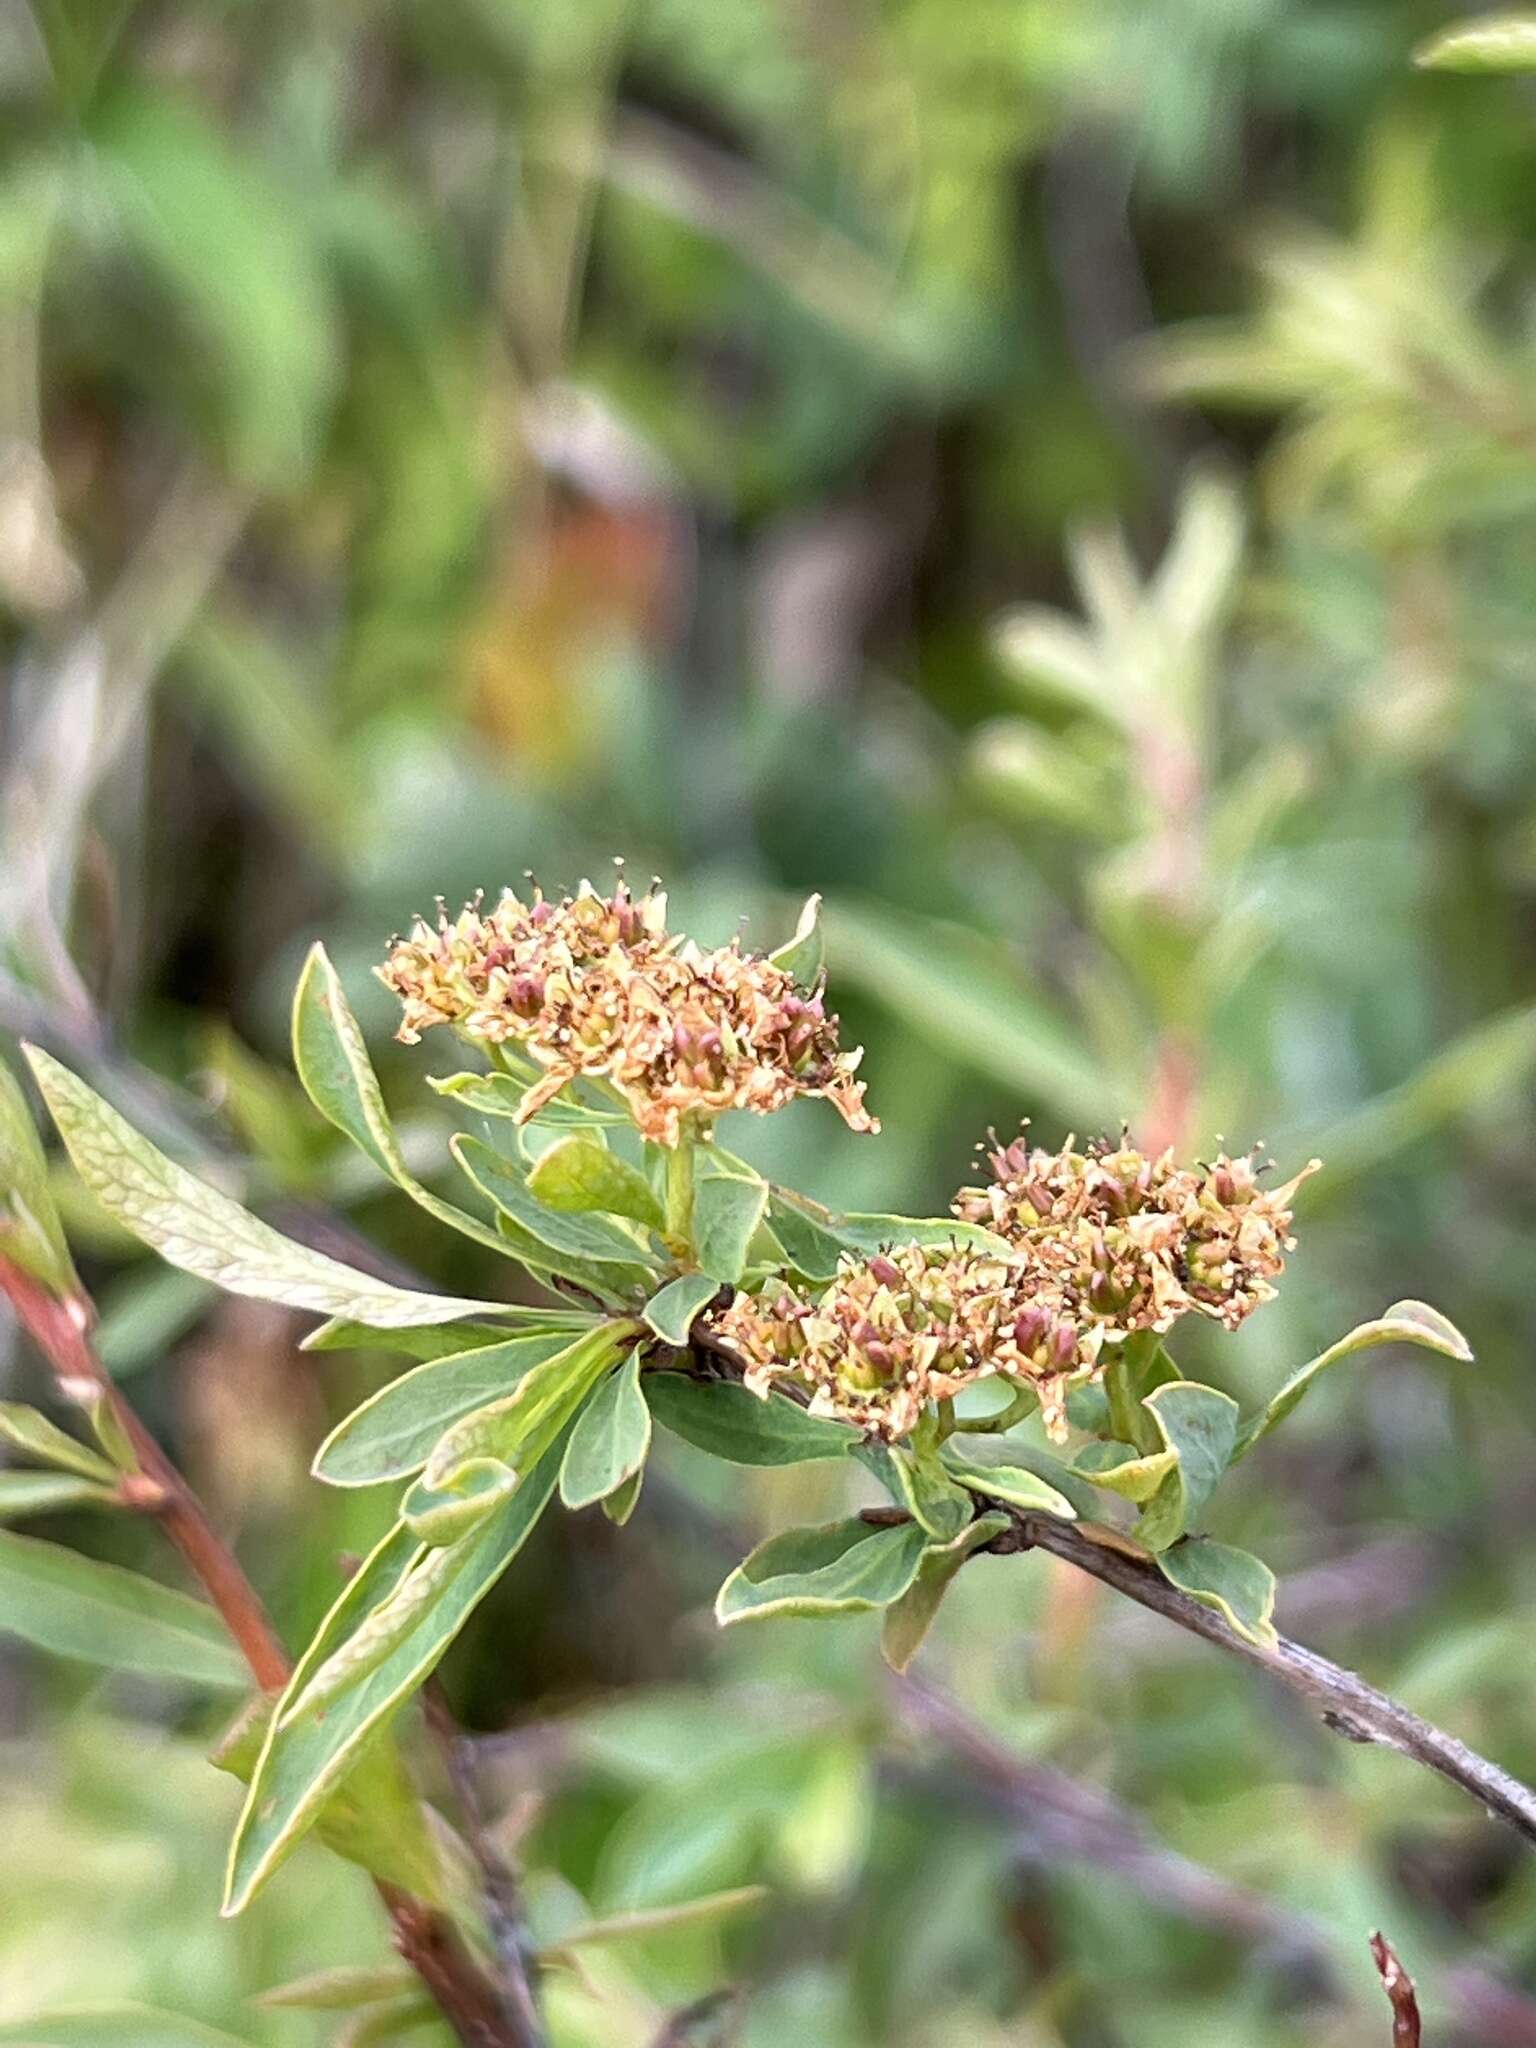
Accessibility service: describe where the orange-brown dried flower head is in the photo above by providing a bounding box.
[377,877,877,1147]
[953,1129,1318,1335]
[712,1131,1319,1448]
[710,1240,1101,1444]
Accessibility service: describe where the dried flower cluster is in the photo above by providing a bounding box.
[714,1241,1087,1441]
[377,878,876,1147]
[711,1133,1317,1443]
[952,1130,1319,1335]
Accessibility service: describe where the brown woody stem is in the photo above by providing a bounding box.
[993,1508,1536,1849]
[0,1255,533,2048]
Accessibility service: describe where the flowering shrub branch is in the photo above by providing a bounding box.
[0,873,1513,2043]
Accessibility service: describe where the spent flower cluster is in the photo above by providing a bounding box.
[378,877,876,1147]
[712,1133,1317,1442]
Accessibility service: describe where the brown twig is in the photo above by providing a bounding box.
[648,1988,739,2047]
[992,1510,1536,1851]
[895,1670,1536,2043]
[893,1667,1332,1964]
[0,1254,532,2048]
[424,1681,547,2048]
[1371,1932,1423,2046]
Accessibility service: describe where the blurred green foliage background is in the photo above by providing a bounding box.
[5,0,1536,2041]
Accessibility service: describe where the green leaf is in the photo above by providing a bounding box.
[312,1331,592,1487]
[646,1374,858,1465]
[0,1057,79,1297]
[693,1151,769,1286]
[292,944,518,1260]
[212,1689,460,1911]
[0,1530,245,1687]
[560,1347,651,1510]
[1133,1382,1240,1553]
[0,1470,121,1519]
[226,1445,563,1913]
[95,1267,213,1379]
[643,1271,722,1345]
[881,1514,1009,1673]
[284,1532,488,1720]
[887,1440,973,1541]
[766,1188,1011,1285]
[1159,1537,1278,1649]
[0,1401,118,1482]
[1415,13,1536,70]
[940,1446,1080,1519]
[0,2007,258,2047]
[1292,1003,1536,1196]
[528,1137,663,1230]
[258,1967,416,2011]
[332,1997,440,2044]
[940,1438,1097,1517]
[1071,1439,1178,1503]
[420,1324,631,1493]
[715,1516,929,1626]
[25,1049,503,1329]
[768,893,824,986]
[538,1885,770,1956]
[89,88,333,484]
[602,1467,644,1525]
[428,1067,629,1128]
[453,1136,660,1297]
[399,1459,520,1546]
[824,901,1113,1126]
[1235,1300,1474,1458]
[302,1310,591,1355]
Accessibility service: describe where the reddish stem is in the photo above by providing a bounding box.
[0,1255,528,2048]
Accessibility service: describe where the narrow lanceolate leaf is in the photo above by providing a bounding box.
[226,1444,563,1914]
[301,1310,592,1355]
[429,1063,629,1128]
[212,1681,458,1911]
[0,1471,121,1520]
[1159,1537,1278,1650]
[539,1885,770,1956]
[0,1401,118,1482]
[420,1324,633,1493]
[258,1965,417,2011]
[453,1136,660,1296]
[25,1049,503,1329]
[1235,1301,1474,1458]
[527,1137,663,1230]
[766,1188,1010,1285]
[291,944,513,1259]
[1415,13,1536,70]
[940,1447,1079,1519]
[0,1530,245,1687]
[0,2007,260,2047]
[881,1514,1010,1674]
[0,1056,79,1297]
[283,1537,481,1722]
[560,1347,651,1509]
[768,893,824,987]
[313,1331,589,1486]
[643,1271,722,1346]
[1133,1381,1240,1553]
[693,1152,769,1286]
[645,1373,858,1465]
[716,1516,929,1626]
